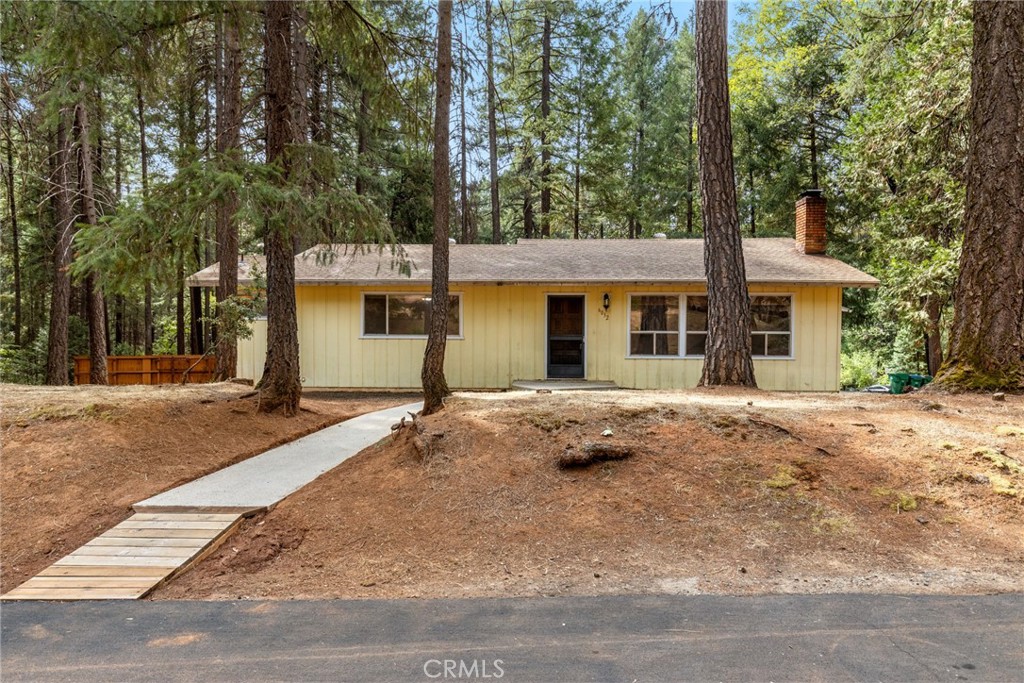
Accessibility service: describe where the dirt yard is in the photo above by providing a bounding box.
[151,388,1023,600]
[0,383,416,594]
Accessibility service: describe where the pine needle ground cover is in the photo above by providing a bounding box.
[154,389,1023,600]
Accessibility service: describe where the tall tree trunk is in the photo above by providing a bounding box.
[935,1,1024,390]
[486,0,500,244]
[539,10,552,237]
[215,7,242,381]
[113,130,123,349]
[190,282,204,354]
[176,278,185,354]
[258,0,302,415]
[46,110,74,385]
[924,294,944,377]
[459,31,469,244]
[695,0,755,387]
[3,75,21,346]
[748,156,756,236]
[310,45,324,143]
[324,57,334,146]
[422,0,453,416]
[522,153,535,238]
[291,2,310,255]
[356,88,370,196]
[137,87,153,354]
[573,117,581,240]
[808,111,819,189]
[75,97,108,385]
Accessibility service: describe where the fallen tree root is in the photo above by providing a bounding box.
[558,442,634,469]
[748,415,836,456]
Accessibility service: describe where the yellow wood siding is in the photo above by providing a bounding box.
[235,283,843,391]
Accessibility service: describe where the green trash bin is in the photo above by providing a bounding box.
[888,372,911,394]
[909,374,933,389]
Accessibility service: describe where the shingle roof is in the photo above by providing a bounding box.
[187,238,878,288]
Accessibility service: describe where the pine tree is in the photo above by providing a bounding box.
[257,0,302,414]
[934,1,1024,390]
[422,0,454,415]
[695,0,755,387]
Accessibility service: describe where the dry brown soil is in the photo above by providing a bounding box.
[152,388,1023,600]
[0,383,416,593]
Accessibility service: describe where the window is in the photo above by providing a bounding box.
[682,294,792,357]
[684,296,708,356]
[629,295,680,356]
[363,293,461,337]
[749,295,791,356]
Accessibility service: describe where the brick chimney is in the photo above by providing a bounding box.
[795,189,826,254]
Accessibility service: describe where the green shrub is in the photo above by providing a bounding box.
[840,349,884,389]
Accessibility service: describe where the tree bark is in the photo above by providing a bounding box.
[808,112,819,189]
[137,87,153,354]
[291,1,310,255]
[421,0,454,416]
[539,9,552,237]
[258,0,302,415]
[176,279,185,354]
[3,75,21,347]
[695,0,755,387]
[924,294,944,377]
[523,153,535,238]
[934,0,1024,390]
[215,7,242,381]
[573,116,581,240]
[46,110,74,385]
[748,155,756,236]
[189,282,204,354]
[310,45,324,143]
[486,0,500,244]
[459,30,469,244]
[356,87,370,196]
[75,98,108,385]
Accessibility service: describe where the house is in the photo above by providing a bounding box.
[188,191,878,391]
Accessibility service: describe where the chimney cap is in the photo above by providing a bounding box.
[799,189,824,199]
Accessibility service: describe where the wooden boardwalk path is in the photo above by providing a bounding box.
[2,403,419,602]
[1,512,244,600]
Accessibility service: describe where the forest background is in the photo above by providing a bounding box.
[0,0,970,388]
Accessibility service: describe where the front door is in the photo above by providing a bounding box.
[547,295,585,378]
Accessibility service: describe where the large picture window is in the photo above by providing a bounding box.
[629,295,680,356]
[682,294,792,358]
[363,293,461,337]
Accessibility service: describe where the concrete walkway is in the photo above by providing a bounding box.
[2,401,421,601]
[135,401,422,512]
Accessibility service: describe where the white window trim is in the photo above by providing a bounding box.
[626,293,684,359]
[360,292,464,340]
[623,292,795,360]
[681,293,795,360]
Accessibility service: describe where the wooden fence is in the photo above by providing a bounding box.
[74,355,216,385]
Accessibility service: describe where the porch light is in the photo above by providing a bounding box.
[603,293,611,310]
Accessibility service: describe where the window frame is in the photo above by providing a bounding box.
[680,292,794,360]
[748,293,794,359]
[360,291,464,339]
[626,293,684,359]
